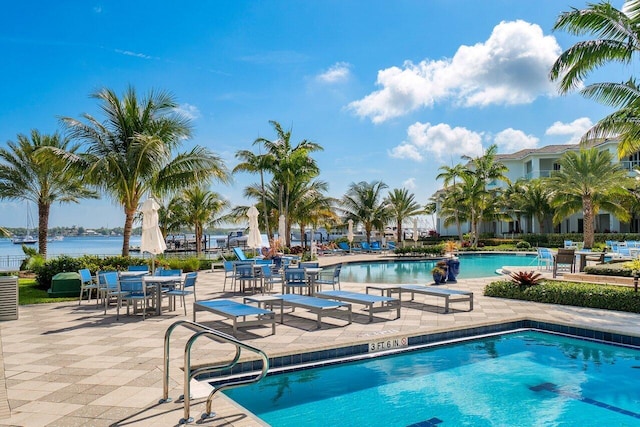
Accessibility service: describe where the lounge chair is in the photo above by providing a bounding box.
[370,241,383,252]
[315,290,400,322]
[337,242,351,253]
[553,248,576,278]
[360,242,374,252]
[193,299,276,336]
[387,241,397,251]
[275,294,352,328]
[397,284,474,313]
[233,247,250,261]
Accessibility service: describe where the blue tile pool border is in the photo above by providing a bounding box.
[196,319,640,381]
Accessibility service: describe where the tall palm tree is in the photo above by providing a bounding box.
[175,186,228,256]
[289,180,336,248]
[341,181,391,244]
[0,130,97,257]
[461,145,510,246]
[436,163,468,241]
[550,148,633,248]
[62,86,229,256]
[550,1,640,156]
[385,188,423,244]
[234,148,274,239]
[255,120,323,246]
[519,179,554,233]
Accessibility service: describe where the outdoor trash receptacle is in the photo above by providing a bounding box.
[48,272,81,297]
[0,276,18,320]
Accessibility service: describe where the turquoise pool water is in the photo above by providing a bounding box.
[224,331,640,426]
[340,253,536,283]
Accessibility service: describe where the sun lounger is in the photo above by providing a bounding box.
[275,294,352,328]
[193,299,276,336]
[315,290,400,322]
[398,284,473,313]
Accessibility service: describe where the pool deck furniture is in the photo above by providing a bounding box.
[366,283,473,313]
[193,299,276,336]
[274,294,352,328]
[315,290,400,322]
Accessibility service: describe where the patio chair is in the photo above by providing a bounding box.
[99,271,125,315]
[260,264,282,293]
[316,264,342,291]
[536,248,553,271]
[284,267,308,294]
[553,248,576,278]
[235,263,262,294]
[78,268,99,305]
[118,276,150,320]
[166,272,197,315]
[128,265,149,272]
[233,247,250,261]
[222,261,237,291]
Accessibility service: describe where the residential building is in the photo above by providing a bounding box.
[434,139,639,237]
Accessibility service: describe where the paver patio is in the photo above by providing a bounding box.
[0,253,639,426]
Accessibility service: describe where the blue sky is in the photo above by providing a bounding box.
[0,0,630,229]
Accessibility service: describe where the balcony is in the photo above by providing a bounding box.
[523,170,555,180]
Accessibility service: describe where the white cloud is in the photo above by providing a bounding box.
[494,128,539,152]
[114,49,152,60]
[174,103,201,120]
[390,122,484,162]
[402,178,417,190]
[317,62,351,83]
[348,20,561,123]
[545,117,593,144]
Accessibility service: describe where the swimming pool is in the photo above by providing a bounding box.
[223,331,640,426]
[340,253,537,283]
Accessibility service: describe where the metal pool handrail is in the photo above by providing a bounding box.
[161,320,270,424]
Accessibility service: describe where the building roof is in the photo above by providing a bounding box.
[494,139,614,161]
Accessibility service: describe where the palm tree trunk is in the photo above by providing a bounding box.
[195,223,202,256]
[397,219,402,243]
[455,213,462,242]
[38,202,50,258]
[122,209,135,257]
[583,196,595,248]
[260,170,270,239]
[300,224,306,249]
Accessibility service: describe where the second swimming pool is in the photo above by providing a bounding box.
[224,330,640,426]
[340,253,537,283]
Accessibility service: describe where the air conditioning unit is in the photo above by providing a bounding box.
[0,276,18,320]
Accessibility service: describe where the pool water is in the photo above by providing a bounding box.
[223,331,640,426]
[340,253,537,283]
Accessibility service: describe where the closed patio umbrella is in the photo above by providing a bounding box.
[140,198,166,274]
[347,219,354,252]
[413,218,418,244]
[246,206,262,255]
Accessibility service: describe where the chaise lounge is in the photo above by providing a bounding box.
[275,294,352,328]
[315,290,400,322]
[193,299,276,336]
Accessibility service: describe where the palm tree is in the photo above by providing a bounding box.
[341,181,391,244]
[175,186,228,256]
[288,180,336,248]
[550,1,640,156]
[519,179,554,233]
[234,148,274,239]
[385,188,423,244]
[62,86,229,256]
[436,163,468,241]
[461,145,510,246]
[255,120,323,246]
[550,148,633,248]
[0,130,97,257]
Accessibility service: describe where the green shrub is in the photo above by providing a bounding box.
[394,244,444,256]
[33,255,84,290]
[584,262,631,277]
[515,241,531,250]
[484,280,640,313]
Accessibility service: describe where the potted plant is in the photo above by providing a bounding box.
[431,266,446,285]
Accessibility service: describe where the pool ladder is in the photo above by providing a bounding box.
[160,320,270,424]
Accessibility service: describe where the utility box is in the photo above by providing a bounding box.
[48,272,81,298]
[0,276,18,320]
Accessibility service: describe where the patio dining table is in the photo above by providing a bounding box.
[143,275,184,315]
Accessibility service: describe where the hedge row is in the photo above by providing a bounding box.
[33,255,208,290]
[394,245,444,256]
[484,280,640,313]
[519,233,640,247]
[583,262,633,277]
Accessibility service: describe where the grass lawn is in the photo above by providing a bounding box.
[19,278,77,305]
